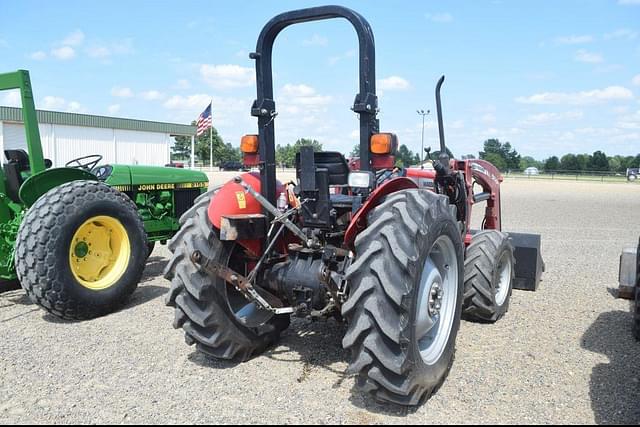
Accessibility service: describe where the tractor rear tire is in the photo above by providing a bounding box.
[342,189,464,406]
[15,180,147,320]
[462,230,515,323]
[164,187,289,362]
[634,285,640,341]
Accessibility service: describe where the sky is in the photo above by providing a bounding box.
[1,0,639,160]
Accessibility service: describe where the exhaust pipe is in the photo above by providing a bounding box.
[435,75,450,175]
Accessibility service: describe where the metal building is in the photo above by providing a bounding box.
[0,107,196,167]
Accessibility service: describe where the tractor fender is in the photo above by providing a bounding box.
[208,172,284,257]
[19,168,98,208]
[344,176,418,249]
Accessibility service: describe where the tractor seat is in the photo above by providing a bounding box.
[295,151,350,186]
[4,149,30,172]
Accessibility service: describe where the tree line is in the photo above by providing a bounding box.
[172,125,639,174]
[479,138,640,173]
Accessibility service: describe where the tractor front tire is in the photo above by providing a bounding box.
[462,230,515,323]
[343,189,464,406]
[164,187,289,362]
[15,180,147,320]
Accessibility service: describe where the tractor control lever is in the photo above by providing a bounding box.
[234,176,316,248]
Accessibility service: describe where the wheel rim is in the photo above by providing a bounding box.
[495,250,513,306]
[69,216,131,290]
[416,235,458,366]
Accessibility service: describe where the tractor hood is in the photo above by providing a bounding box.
[99,164,208,192]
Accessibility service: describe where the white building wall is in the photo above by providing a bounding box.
[1,121,171,167]
[114,129,169,166]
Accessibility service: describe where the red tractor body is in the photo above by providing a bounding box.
[165,5,543,406]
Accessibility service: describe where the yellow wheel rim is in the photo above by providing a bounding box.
[69,216,131,290]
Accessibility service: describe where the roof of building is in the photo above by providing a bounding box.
[0,106,196,136]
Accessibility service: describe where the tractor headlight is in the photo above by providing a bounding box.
[348,171,375,189]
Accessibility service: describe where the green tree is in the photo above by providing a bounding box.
[483,152,507,171]
[588,151,609,171]
[171,121,224,164]
[560,154,579,171]
[519,156,542,170]
[479,139,520,170]
[275,138,323,167]
[395,144,420,167]
[544,156,560,171]
[349,144,360,158]
[576,154,590,171]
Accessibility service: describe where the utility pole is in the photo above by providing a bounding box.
[417,109,430,169]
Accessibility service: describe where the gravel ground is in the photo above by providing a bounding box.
[1,176,639,424]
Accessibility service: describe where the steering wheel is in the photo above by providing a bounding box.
[66,155,103,172]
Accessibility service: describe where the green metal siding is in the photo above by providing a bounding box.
[0,106,196,136]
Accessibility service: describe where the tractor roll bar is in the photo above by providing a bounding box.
[250,5,379,207]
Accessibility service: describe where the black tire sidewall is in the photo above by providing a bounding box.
[49,192,146,309]
[409,218,464,387]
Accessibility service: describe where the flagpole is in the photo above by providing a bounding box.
[210,98,213,171]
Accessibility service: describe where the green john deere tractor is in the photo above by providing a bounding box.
[0,70,208,320]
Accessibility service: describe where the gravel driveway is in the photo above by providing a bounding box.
[1,177,639,424]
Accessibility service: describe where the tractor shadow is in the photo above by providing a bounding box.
[186,317,414,417]
[140,256,168,284]
[581,309,640,425]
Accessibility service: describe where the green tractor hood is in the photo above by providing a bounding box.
[100,164,208,192]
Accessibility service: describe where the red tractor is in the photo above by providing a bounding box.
[165,6,543,406]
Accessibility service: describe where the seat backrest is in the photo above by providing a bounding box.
[3,163,23,203]
[295,151,350,186]
[4,149,30,172]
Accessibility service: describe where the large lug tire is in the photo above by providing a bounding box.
[462,230,515,323]
[634,240,640,341]
[634,285,640,341]
[342,189,464,406]
[15,180,148,320]
[164,186,289,362]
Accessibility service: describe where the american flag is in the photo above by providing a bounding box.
[196,103,212,136]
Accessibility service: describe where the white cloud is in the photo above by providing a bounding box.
[111,86,134,98]
[555,35,594,45]
[86,46,111,59]
[62,30,85,46]
[0,90,21,107]
[41,96,67,110]
[39,96,85,113]
[604,28,638,40]
[200,64,255,90]
[51,46,75,60]
[378,76,411,91]
[302,34,328,47]
[108,104,121,115]
[426,13,453,23]
[519,111,584,126]
[516,86,634,105]
[574,49,603,63]
[141,90,164,101]
[29,51,47,60]
[67,101,84,113]
[633,74,640,86]
[163,94,212,110]
[280,84,332,107]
